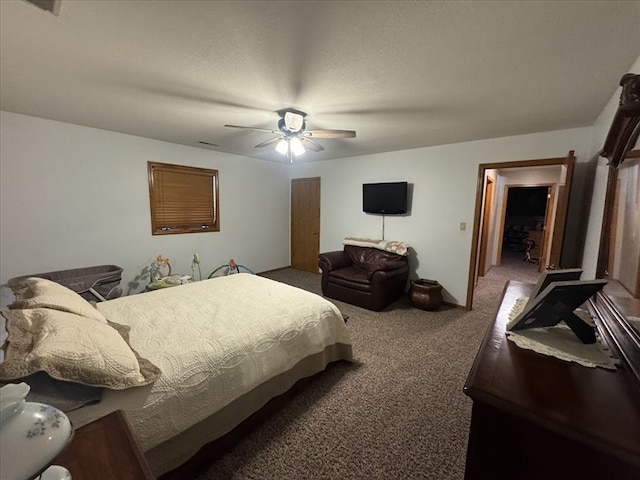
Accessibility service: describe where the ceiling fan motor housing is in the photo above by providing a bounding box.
[281,111,305,133]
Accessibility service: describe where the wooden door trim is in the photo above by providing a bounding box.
[466,151,575,310]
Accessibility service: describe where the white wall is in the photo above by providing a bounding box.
[581,55,640,279]
[0,111,291,293]
[291,127,592,306]
[4,49,635,305]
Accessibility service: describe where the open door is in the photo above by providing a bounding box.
[466,151,576,310]
[477,177,494,279]
[536,185,555,272]
[547,151,575,269]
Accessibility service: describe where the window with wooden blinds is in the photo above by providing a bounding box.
[148,162,219,235]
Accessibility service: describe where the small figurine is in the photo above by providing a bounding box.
[150,255,171,283]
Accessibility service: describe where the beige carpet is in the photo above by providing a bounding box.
[194,253,539,479]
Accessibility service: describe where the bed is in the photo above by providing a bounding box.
[0,273,352,477]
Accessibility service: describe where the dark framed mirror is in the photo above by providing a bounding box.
[590,73,640,384]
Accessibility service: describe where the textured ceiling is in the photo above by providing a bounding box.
[1,0,639,163]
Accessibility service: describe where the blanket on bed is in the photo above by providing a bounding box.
[67,273,352,473]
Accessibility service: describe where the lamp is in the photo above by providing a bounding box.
[0,383,74,480]
[275,138,289,155]
[289,137,305,156]
[275,137,306,158]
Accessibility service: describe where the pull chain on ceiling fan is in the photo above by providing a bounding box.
[225,109,356,163]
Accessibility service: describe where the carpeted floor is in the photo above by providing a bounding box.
[194,252,539,480]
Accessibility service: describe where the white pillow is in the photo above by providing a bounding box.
[8,277,107,324]
[0,284,15,311]
[0,315,7,364]
[0,308,161,390]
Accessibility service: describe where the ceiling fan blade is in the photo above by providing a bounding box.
[224,124,278,134]
[254,137,281,149]
[305,129,356,139]
[300,137,325,152]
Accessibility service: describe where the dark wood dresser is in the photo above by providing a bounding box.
[463,281,640,480]
[52,410,154,480]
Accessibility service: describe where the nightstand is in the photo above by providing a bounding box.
[51,410,154,480]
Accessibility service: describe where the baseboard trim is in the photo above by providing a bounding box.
[257,266,292,275]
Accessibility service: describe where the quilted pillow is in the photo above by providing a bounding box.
[7,277,107,324]
[0,308,161,390]
[1,284,15,310]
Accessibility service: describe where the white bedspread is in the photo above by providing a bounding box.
[67,274,352,455]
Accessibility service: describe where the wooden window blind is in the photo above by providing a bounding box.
[148,162,219,235]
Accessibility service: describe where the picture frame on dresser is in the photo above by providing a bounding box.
[524,268,583,307]
[509,279,607,344]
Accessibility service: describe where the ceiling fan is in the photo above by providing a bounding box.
[224,109,356,163]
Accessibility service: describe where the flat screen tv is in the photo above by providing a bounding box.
[363,182,408,215]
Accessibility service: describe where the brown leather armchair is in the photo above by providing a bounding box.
[318,245,409,311]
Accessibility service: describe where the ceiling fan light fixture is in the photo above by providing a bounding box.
[290,137,305,156]
[275,138,289,155]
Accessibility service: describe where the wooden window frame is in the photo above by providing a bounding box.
[148,161,219,235]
